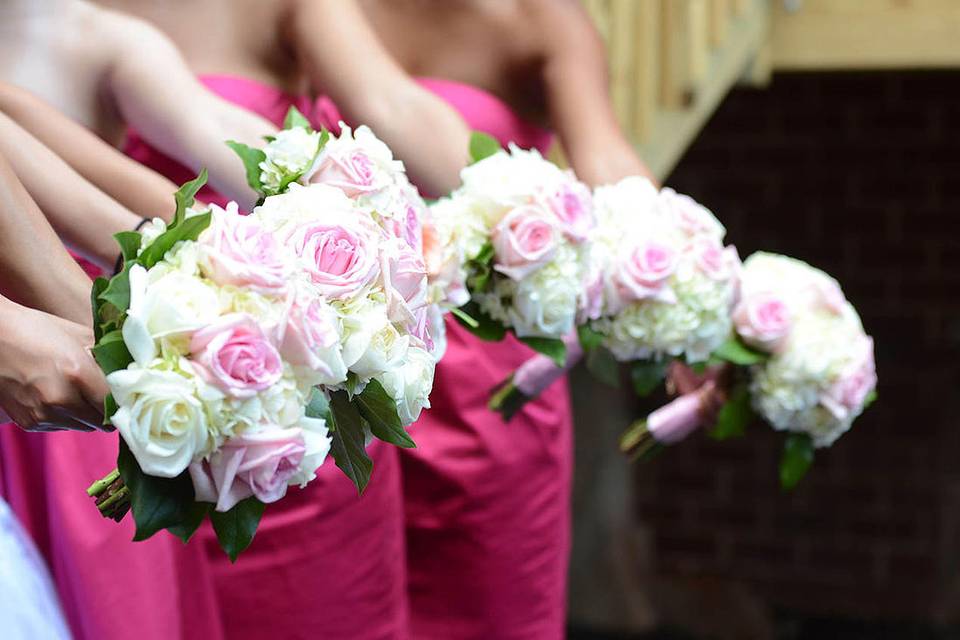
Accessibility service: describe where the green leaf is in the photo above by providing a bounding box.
[90,277,110,342]
[209,497,265,563]
[138,211,212,269]
[469,131,501,164]
[283,106,312,130]
[577,324,605,352]
[631,359,669,397]
[355,379,415,448]
[92,330,133,375]
[586,346,620,388]
[98,263,132,313]
[173,170,208,227]
[863,389,878,409]
[117,440,201,542]
[328,391,373,495]
[166,501,210,544]
[709,384,752,440]
[454,301,506,342]
[103,393,118,428]
[779,433,815,490]
[304,387,330,420]
[114,230,143,263]
[712,337,768,366]
[519,336,567,368]
[226,141,267,194]
[465,243,496,293]
[474,242,495,265]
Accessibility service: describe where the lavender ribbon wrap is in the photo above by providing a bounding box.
[646,381,716,444]
[513,333,584,397]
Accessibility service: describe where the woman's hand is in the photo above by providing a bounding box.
[0,299,110,432]
[666,360,730,425]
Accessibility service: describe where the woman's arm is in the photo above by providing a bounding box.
[0,151,92,324]
[287,0,470,196]
[528,0,656,187]
[0,82,178,220]
[100,8,277,209]
[0,112,143,268]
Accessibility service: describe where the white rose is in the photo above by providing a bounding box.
[260,127,322,192]
[350,323,411,380]
[378,346,435,426]
[122,265,221,364]
[107,361,213,477]
[252,183,359,237]
[507,256,580,338]
[289,413,332,487]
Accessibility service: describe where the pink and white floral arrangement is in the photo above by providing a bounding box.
[86,110,443,560]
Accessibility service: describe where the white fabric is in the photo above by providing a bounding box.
[0,498,72,639]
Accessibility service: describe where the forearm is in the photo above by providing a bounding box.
[0,156,92,324]
[0,83,177,220]
[0,113,142,268]
[566,128,657,188]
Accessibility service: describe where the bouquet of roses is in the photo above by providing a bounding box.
[490,176,740,419]
[428,134,595,370]
[87,161,436,559]
[620,252,877,488]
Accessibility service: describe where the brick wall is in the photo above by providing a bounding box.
[636,71,960,623]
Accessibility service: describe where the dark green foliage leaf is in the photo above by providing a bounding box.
[138,211,212,269]
[465,243,496,293]
[779,433,815,490]
[712,337,768,366]
[98,263,132,313]
[117,440,202,542]
[114,230,143,263]
[586,346,620,388]
[210,497,265,562]
[226,141,267,194]
[863,389,878,409]
[474,242,495,265]
[577,324,604,352]
[283,106,312,130]
[631,359,669,397]
[90,277,110,342]
[103,393,118,428]
[328,391,373,495]
[519,337,567,368]
[92,330,133,375]
[355,379,414,448]
[304,387,330,420]
[709,384,752,440]
[469,131,501,164]
[454,301,506,341]
[488,376,528,422]
[166,501,210,544]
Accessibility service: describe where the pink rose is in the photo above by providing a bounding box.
[578,266,604,322]
[660,188,723,238]
[310,149,378,198]
[286,219,380,299]
[821,337,877,419]
[381,239,428,324]
[200,204,289,293]
[689,237,741,282]
[190,314,283,398]
[189,427,306,512]
[491,205,559,280]
[809,278,847,315]
[544,179,595,243]
[614,240,678,305]
[732,293,792,353]
[279,294,345,382]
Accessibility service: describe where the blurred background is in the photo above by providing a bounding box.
[567,1,960,638]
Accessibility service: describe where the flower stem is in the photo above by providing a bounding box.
[619,419,664,462]
[87,468,131,522]
[488,376,529,422]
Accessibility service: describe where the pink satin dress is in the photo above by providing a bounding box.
[124,75,410,640]
[318,77,574,638]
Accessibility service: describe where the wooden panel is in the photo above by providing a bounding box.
[632,0,661,141]
[772,0,960,69]
[660,0,692,108]
[608,0,638,129]
[709,0,730,47]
